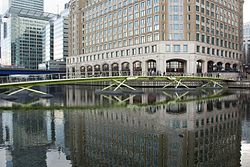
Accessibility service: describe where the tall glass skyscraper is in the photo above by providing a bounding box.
[39,3,69,71]
[0,16,2,60]
[0,0,57,69]
[1,0,44,13]
[243,22,250,65]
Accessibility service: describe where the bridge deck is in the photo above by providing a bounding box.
[0,75,235,89]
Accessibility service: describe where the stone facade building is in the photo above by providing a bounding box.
[67,0,244,77]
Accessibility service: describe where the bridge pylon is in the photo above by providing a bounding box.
[96,76,142,94]
[163,77,190,89]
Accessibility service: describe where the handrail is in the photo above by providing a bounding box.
[0,71,235,85]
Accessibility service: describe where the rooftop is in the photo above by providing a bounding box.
[3,7,57,21]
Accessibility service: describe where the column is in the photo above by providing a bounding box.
[118,63,122,76]
[203,61,208,73]
[187,59,196,74]
[141,61,146,76]
[130,62,133,76]
[158,56,165,75]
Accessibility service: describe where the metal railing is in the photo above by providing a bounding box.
[0,73,67,84]
[0,71,233,85]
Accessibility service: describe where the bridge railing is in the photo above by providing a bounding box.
[0,71,233,85]
[68,71,228,79]
[0,73,67,85]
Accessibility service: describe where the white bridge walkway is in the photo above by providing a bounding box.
[0,72,235,97]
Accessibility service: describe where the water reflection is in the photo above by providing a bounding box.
[241,93,250,166]
[0,86,243,166]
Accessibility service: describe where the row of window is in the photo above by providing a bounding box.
[85,0,160,21]
[166,44,188,53]
[196,0,239,12]
[196,45,241,60]
[84,33,160,53]
[68,45,157,64]
[193,1,240,53]
[195,111,238,128]
[86,14,160,34]
[195,14,238,39]
[196,33,239,50]
[69,44,189,65]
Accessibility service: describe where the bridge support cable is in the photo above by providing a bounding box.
[101,77,137,92]
[162,77,190,89]
[7,86,47,96]
[163,91,190,101]
[201,80,223,88]
[175,91,190,100]
[101,94,136,104]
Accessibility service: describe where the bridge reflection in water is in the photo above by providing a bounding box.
[0,86,242,167]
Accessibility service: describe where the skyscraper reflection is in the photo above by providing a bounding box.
[0,86,243,166]
[65,89,241,167]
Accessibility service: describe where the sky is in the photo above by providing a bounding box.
[44,0,69,14]
[244,0,250,23]
[46,0,250,23]
[0,0,69,14]
[0,0,250,23]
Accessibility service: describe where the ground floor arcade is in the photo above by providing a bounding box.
[67,54,241,78]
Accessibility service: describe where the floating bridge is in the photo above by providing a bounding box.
[0,72,236,98]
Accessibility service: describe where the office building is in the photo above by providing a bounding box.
[0,0,57,69]
[39,3,69,71]
[54,3,69,61]
[243,22,250,66]
[0,16,2,61]
[1,0,44,13]
[67,0,244,78]
[43,20,55,63]
[65,87,241,166]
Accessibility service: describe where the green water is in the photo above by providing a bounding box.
[0,85,249,167]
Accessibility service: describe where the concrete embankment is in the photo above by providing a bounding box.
[71,80,250,89]
[227,81,250,89]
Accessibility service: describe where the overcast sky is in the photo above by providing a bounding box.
[45,0,250,23]
[44,0,69,14]
[1,0,250,23]
[244,0,250,23]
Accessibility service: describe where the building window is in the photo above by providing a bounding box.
[3,22,7,38]
[129,38,133,45]
[196,33,200,41]
[135,37,139,44]
[126,49,130,56]
[145,46,149,53]
[138,47,143,54]
[121,50,125,56]
[202,47,205,53]
[201,35,205,42]
[196,46,200,53]
[173,45,181,52]
[183,45,188,52]
[132,48,136,55]
[207,48,210,54]
[152,45,157,53]
[154,33,159,41]
[166,45,171,52]
[212,49,215,55]
[140,36,145,43]
[147,34,152,41]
